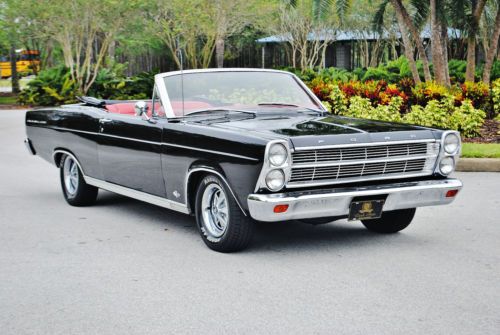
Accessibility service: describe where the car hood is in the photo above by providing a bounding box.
[194,112,437,148]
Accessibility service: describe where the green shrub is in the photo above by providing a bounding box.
[340,96,403,122]
[18,66,78,106]
[448,60,467,83]
[327,84,348,114]
[403,95,485,137]
[19,64,155,106]
[450,100,486,137]
[492,79,500,118]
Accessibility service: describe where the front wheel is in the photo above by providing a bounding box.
[59,154,98,206]
[361,208,416,234]
[195,174,254,252]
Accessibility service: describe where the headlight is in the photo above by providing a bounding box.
[265,169,285,191]
[439,156,455,175]
[443,133,460,154]
[269,143,288,166]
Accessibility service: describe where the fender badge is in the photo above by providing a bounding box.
[350,138,357,142]
[173,191,180,198]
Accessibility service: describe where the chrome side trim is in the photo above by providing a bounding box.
[85,177,189,214]
[294,139,436,151]
[247,178,463,222]
[185,167,247,216]
[52,149,189,214]
[48,126,258,161]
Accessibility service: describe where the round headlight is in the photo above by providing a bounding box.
[269,143,288,166]
[443,133,460,155]
[265,169,285,191]
[439,156,455,175]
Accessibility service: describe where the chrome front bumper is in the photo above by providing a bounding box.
[247,179,462,222]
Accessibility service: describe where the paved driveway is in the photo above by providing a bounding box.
[1,109,499,334]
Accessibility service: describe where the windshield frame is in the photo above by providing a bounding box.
[154,68,326,119]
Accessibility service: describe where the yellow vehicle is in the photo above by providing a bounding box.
[0,49,41,78]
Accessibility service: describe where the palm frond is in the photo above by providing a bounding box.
[312,0,333,21]
[335,0,351,22]
[373,0,389,33]
[410,0,429,29]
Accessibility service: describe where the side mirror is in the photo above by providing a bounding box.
[134,101,149,120]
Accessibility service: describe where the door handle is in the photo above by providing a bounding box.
[99,118,112,124]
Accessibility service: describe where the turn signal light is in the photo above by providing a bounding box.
[273,204,289,213]
[446,189,459,198]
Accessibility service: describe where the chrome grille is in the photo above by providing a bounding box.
[289,141,438,187]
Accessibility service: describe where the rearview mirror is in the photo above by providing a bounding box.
[134,101,149,120]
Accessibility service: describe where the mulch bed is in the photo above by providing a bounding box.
[463,119,500,143]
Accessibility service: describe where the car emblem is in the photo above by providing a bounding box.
[318,139,324,143]
[350,138,357,142]
[384,136,391,140]
[173,190,180,198]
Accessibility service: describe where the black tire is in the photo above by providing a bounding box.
[361,208,416,234]
[195,174,254,252]
[59,154,98,206]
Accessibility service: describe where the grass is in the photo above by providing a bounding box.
[461,143,500,158]
[0,95,18,105]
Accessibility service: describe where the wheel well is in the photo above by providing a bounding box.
[185,167,247,216]
[186,171,207,213]
[53,151,65,167]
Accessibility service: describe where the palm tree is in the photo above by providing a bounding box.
[374,0,432,83]
[482,2,500,84]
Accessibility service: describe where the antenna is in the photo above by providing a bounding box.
[177,37,185,116]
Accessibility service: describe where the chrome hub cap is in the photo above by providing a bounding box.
[201,184,229,238]
[63,157,79,196]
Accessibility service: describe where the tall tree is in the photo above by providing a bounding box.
[430,0,449,85]
[277,0,350,71]
[465,0,488,82]
[390,0,421,83]
[482,4,500,84]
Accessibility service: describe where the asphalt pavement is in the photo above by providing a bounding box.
[1,109,499,334]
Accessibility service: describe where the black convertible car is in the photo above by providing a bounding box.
[25,69,462,252]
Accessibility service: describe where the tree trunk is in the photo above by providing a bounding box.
[465,0,487,82]
[390,0,421,83]
[215,36,224,68]
[482,8,500,84]
[430,0,447,85]
[393,0,432,81]
[9,45,20,94]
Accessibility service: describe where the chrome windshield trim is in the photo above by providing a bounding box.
[155,68,326,119]
[293,139,436,151]
[292,154,437,168]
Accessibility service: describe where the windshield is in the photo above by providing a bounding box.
[163,71,321,117]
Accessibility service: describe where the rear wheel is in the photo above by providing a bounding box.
[361,208,416,234]
[195,174,254,252]
[59,154,98,206]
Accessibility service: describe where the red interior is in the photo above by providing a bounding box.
[105,101,212,117]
